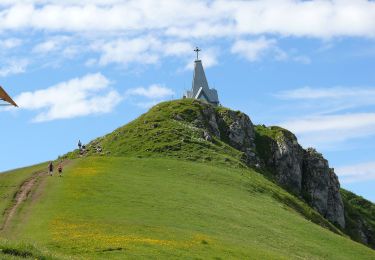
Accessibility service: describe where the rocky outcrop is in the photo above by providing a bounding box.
[302,148,345,228]
[255,126,345,228]
[264,130,303,194]
[188,102,258,166]
[216,110,258,165]
[175,101,346,228]
[184,104,346,229]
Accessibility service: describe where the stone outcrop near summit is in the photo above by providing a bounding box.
[171,101,346,228]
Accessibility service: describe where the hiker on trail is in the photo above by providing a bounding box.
[78,140,82,150]
[58,163,63,177]
[48,162,54,176]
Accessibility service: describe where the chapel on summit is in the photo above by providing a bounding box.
[183,47,220,106]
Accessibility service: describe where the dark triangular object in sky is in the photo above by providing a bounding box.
[0,86,18,107]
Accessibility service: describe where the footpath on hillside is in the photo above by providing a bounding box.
[0,161,69,231]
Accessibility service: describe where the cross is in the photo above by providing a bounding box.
[194,47,201,60]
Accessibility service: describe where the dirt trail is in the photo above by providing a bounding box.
[1,160,70,231]
[1,170,46,231]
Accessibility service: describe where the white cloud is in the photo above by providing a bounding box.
[0,1,374,38]
[13,73,122,122]
[276,86,375,113]
[91,37,211,69]
[277,86,375,100]
[0,38,22,49]
[125,84,175,108]
[231,37,311,63]
[125,84,174,99]
[274,86,375,149]
[336,161,375,183]
[0,59,28,77]
[280,113,375,148]
[33,36,70,53]
[231,37,277,61]
[282,113,375,134]
[163,42,193,57]
[94,37,161,66]
[6,1,374,69]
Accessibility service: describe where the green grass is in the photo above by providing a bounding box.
[1,100,375,258]
[64,99,248,168]
[0,238,57,259]
[0,163,48,224]
[6,157,375,259]
[341,189,375,248]
[0,163,60,259]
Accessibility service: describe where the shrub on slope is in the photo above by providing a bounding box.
[341,189,375,249]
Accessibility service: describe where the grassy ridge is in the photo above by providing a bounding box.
[65,99,247,168]
[9,157,375,259]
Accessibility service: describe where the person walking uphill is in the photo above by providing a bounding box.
[58,163,63,177]
[48,162,54,176]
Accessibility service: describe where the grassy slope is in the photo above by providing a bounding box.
[0,163,59,259]
[8,157,375,259]
[65,99,247,168]
[1,99,375,258]
[0,163,47,224]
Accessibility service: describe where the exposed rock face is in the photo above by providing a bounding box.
[193,103,258,165]
[267,132,303,194]
[302,148,345,228]
[326,169,346,228]
[180,102,346,229]
[255,126,345,228]
[201,105,221,138]
[217,110,258,165]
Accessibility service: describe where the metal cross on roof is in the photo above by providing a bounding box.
[194,47,201,60]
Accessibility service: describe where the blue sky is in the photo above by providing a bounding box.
[1,0,375,202]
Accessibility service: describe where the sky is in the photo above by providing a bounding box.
[0,0,375,202]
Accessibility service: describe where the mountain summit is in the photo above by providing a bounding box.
[0,99,374,259]
[68,98,374,249]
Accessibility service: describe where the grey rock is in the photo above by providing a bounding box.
[174,114,183,121]
[262,132,345,228]
[203,131,212,142]
[269,132,303,194]
[302,148,345,228]
[202,106,221,138]
[226,111,255,150]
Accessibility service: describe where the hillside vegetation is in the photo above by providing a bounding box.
[341,189,375,247]
[3,157,375,259]
[0,99,374,259]
[66,99,247,167]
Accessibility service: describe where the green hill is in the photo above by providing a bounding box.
[0,99,374,259]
